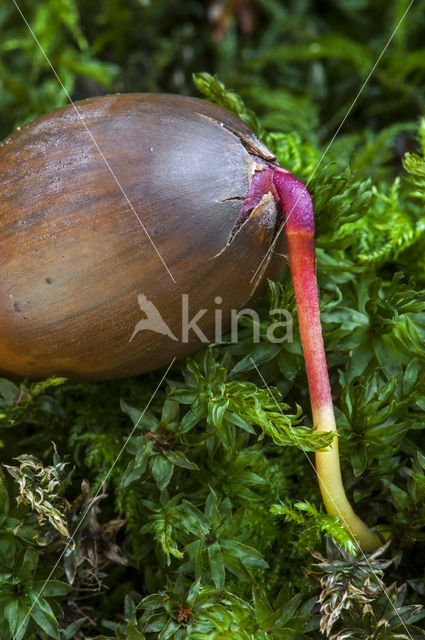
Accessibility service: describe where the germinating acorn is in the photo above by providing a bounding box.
[0,93,382,551]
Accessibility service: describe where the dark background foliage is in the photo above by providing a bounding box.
[1,1,425,638]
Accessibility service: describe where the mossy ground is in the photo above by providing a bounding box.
[1,1,425,638]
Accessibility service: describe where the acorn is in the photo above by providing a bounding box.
[0,93,284,381]
[0,93,382,551]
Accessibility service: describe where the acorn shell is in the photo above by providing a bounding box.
[0,94,285,380]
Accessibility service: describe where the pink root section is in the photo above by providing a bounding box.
[272,168,328,415]
[272,168,315,234]
[278,230,333,414]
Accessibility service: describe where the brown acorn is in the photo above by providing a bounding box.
[0,93,285,381]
